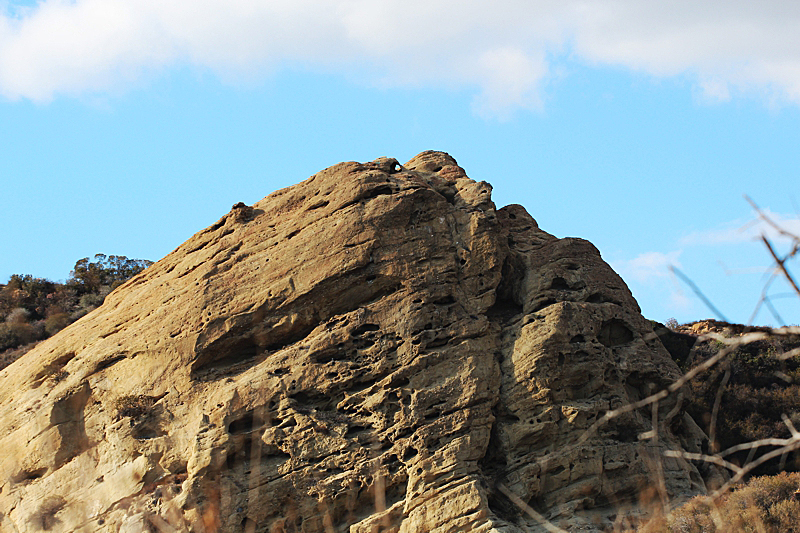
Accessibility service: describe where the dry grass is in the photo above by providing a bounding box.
[636,472,800,533]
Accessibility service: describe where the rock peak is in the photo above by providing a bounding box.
[0,152,713,532]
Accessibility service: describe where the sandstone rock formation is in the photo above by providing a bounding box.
[0,152,713,533]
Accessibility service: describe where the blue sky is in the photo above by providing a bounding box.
[1,1,799,326]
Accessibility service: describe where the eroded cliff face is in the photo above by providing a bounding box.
[0,152,710,533]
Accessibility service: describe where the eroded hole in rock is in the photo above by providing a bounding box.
[526,494,547,514]
[402,447,418,461]
[433,295,455,305]
[191,337,261,380]
[13,467,47,483]
[530,298,556,314]
[32,352,77,388]
[310,344,348,364]
[488,490,519,522]
[289,389,342,412]
[359,283,402,307]
[480,407,509,507]
[352,337,376,350]
[570,334,585,344]
[612,424,638,443]
[442,189,456,204]
[597,319,634,348]
[352,323,380,336]
[586,292,620,305]
[307,200,329,210]
[93,354,126,374]
[549,277,571,290]
[228,411,266,434]
[487,257,524,322]
[132,421,165,440]
[346,425,371,439]
[226,438,289,470]
[362,185,394,201]
[384,478,408,508]
[426,336,449,349]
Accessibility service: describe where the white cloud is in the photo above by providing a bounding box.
[611,250,700,319]
[668,287,694,313]
[612,250,683,284]
[680,208,800,246]
[3,1,800,114]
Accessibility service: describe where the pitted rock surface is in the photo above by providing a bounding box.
[0,151,711,532]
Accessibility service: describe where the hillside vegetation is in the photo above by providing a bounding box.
[0,254,152,371]
[654,319,800,477]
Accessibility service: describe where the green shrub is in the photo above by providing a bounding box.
[0,322,38,351]
[44,313,71,336]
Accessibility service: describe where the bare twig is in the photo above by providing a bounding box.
[709,367,731,453]
[783,413,800,437]
[497,483,569,533]
[670,266,729,322]
[662,450,743,475]
[718,436,800,458]
[713,436,800,498]
[762,294,786,325]
[745,195,800,242]
[761,235,800,298]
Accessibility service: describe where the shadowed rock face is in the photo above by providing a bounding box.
[0,151,711,532]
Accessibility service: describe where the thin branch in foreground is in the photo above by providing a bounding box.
[761,235,800,298]
[709,367,731,453]
[745,195,800,242]
[783,413,800,438]
[718,436,798,458]
[662,451,743,476]
[670,266,729,322]
[667,434,800,500]
[496,483,569,533]
[762,294,786,326]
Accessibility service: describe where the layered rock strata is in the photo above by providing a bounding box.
[0,152,711,533]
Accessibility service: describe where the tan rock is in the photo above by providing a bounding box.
[0,151,711,532]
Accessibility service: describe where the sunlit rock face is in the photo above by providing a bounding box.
[0,151,711,533]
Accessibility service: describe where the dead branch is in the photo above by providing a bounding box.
[670,266,729,322]
[761,235,800,298]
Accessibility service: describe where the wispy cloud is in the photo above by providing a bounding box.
[611,250,699,318]
[680,208,800,246]
[3,1,800,114]
[612,250,683,284]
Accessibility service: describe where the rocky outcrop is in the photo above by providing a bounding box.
[0,152,712,532]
